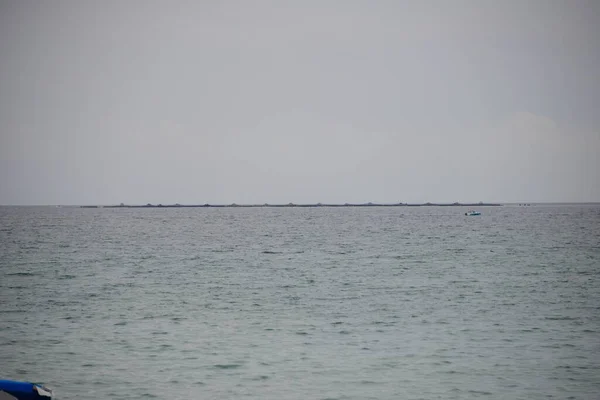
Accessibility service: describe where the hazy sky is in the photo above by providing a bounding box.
[1,0,599,205]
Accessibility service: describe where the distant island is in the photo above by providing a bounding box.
[81,202,502,208]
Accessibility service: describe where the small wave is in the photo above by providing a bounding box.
[545,316,579,321]
[214,364,242,369]
[19,245,39,250]
[558,365,589,370]
[540,343,562,349]
[262,250,282,254]
[6,272,36,276]
[315,296,360,301]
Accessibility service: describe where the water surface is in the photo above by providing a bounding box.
[1,205,599,399]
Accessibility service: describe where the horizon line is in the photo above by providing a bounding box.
[81,201,504,209]
[2,201,600,207]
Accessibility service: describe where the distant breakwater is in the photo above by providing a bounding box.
[81,202,502,208]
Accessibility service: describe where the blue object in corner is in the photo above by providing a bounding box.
[0,380,52,400]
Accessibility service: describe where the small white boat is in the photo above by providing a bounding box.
[465,210,481,216]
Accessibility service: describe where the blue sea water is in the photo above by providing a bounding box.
[1,205,599,399]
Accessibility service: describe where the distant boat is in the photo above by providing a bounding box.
[465,210,481,216]
[0,379,52,399]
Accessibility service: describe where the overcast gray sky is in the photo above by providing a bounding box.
[1,0,599,205]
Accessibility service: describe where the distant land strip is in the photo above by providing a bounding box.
[81,202,503,208]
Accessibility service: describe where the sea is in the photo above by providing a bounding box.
[1,205,599,400]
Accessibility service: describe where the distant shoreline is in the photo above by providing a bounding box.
[81,202,503,209]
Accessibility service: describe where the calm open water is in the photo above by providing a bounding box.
[1,205,599,400]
